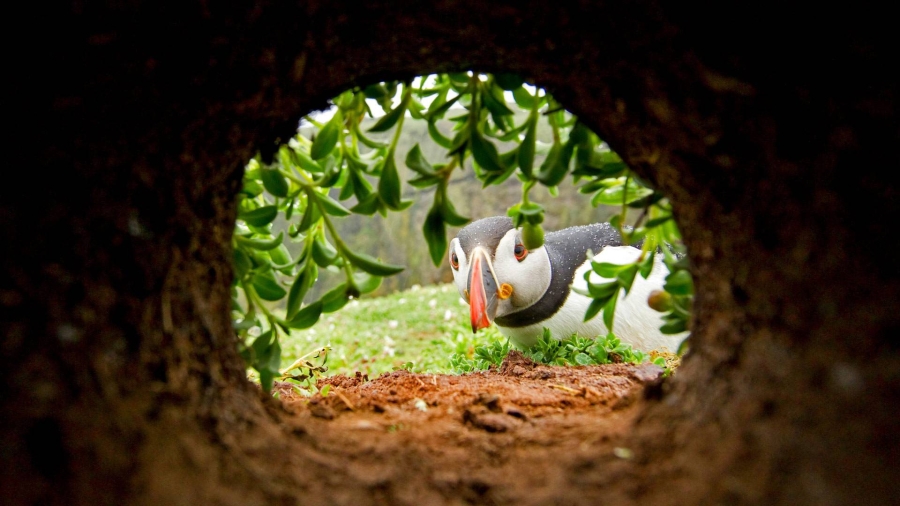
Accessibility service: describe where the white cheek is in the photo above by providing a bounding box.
[492,230,551,310]
[508,251,551,307]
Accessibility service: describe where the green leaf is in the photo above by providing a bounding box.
[350,193,382,215]
[285,264,312,318]
[378,154,402,209]
[591,182,654,207]
[349,167,374,199]
[261,167,289,197]
[426,95,460,120]
[258,369,275,393]
[353,271,383,294]
[449,129,469,156]
[316,191,352,217]
[586,280,620,301]
[568,122,590,144]
[494,73,524,91]
[574,352,592,366]
[297,202,321,233]
[591,261,625,278]
[314,157,343,187]
[645,215,672,228]
[408,175,442,188]
[469,129,505,173]
[291,149,324,173]
[423,207,447,267]
[518,114,537,178]
[284,198,296,221]
[482,150,518,186]
[638,251,656,278]
[439,195,469,227]
[677,336,690,355]
[352,121,388,149]
[267,338,282,372]
[369,102,407,132]
[233,248,252,279]
[602,290,619,330]
[246,249,273,270]
[251,272,287,301]
[338,172,355,201]
[311,113,342,160]
[405,144,436,176]
[363,84,388,99]
[286,300,323,330]
[448,72,470,86]
[427,120,452,149]
[588,162,629,179]
[482,84,515,118]
[616,264,639,294]
[664,270,694,295]
[343,248,405,276]
[235,231,284,251]
[627,192,666,209]
[538,140,574,187]
[519,202,544,218]
[251,329,274,360]
[312,233,339,267]
[239,205,278,227]
[322,283,349,313]
[584,298,604,322]
[240,178,264,198]
[660,320,687,335]
[512,86,536,109]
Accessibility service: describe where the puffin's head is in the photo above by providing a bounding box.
[449,217,552,332]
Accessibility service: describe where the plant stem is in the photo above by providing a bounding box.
[311,196,358,290]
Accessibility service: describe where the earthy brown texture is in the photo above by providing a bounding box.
[3,1,898,505]
[272,352,664,505]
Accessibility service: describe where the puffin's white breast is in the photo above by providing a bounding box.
[496,246,687,352]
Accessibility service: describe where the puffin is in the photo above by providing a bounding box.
[449,216,685,352]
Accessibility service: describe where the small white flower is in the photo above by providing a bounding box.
[410,284,421,291]
[428,298,437,309]
[384,335,396,346]
[398,298,407,304]
[388,320,399,329]
[383,345,396,357]
[444,310,453,321]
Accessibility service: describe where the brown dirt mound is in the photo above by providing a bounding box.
[271,351,666,504]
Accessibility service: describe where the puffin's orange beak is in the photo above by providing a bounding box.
[467,249,499,332]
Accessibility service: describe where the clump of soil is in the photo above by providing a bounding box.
[271,351,666,504]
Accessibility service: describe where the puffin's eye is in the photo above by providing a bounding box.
[450,251,459,270]
[514,243,528,261]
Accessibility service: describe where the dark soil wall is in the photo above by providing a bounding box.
[3,1,898,504]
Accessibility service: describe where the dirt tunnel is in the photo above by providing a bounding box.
[3,2,899,505]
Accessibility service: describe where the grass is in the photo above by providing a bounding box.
[267,282,672,391]
[277,283,508,378]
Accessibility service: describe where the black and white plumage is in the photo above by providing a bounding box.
[449,216,685,352]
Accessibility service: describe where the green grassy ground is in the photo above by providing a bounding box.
[278,282,507,378]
